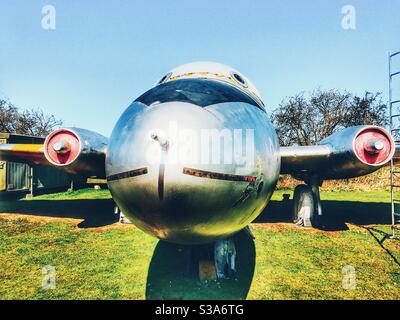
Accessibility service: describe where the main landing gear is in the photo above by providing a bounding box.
[292,176,322,228]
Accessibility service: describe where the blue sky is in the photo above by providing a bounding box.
[1,0,399,136]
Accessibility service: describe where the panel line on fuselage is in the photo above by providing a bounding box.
[183,167,257,183]
[106,167,148,182]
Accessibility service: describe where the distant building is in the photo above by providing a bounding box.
[0,132,74,198]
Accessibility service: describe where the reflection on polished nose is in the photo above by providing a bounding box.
[106,98,279,244]
[144,102,221,202]
[106,101,222,201]
[150,131,169,150]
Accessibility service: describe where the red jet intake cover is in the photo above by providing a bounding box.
[46,130,80,165]
[354,128,392,165]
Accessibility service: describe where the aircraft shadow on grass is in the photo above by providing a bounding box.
[0,193,393,299]
[146,230,256,300]
[0,193,391,230]
[145,197,393,299]
[0,198,118,228]
[256,196,392,231]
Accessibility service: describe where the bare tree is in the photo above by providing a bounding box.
[0,99,19,133]
[346,92,387,127]
[271,89,387,146]
[16,109,63,136]
[0,98,62,136]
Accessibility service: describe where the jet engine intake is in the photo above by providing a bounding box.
[280,125,395,180]
[44,128,108,178]
[319,125,394,179]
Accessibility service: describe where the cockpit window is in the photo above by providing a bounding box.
[135,78,264,111]
[157,72,172,84]
[231,72,248,88]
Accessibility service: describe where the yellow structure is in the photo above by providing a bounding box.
[0,134,7,191]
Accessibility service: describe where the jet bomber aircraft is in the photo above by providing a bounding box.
[0,62,394,248]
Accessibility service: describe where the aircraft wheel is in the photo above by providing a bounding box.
[293,184,317,227]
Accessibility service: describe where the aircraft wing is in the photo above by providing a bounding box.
[280,125,395,180]
[0,143,49,165]
[0,128,108,178]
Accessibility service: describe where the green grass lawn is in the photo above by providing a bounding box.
[0,188,399,300]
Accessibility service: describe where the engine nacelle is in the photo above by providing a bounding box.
[319,125,395,179]
[44,128,108,178]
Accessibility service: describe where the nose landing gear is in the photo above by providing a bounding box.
[214,238,237,279]
[186,228,256,282]
[186,238,237,282]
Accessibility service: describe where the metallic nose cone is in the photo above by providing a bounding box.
[106,100,279,244]
[106,101,223,243]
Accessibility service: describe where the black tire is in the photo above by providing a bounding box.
[292,184,317,227]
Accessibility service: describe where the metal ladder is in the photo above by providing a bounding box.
[389,50,400,239]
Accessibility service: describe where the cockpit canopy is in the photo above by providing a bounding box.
[136,78,264,111]
[155,61,265,109]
